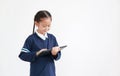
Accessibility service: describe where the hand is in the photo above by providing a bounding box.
[36,49,47,56]
[51,46,60,56]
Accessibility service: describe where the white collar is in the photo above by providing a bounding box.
[35,31,48,40]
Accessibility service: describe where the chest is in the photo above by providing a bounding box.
[31,37,55,52]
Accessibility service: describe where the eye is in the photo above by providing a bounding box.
[48,25,50,27]
[42,24,50,27]
[43,25,46,27]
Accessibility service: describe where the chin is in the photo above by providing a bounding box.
[43,32,47,34]
[44,31,47,33]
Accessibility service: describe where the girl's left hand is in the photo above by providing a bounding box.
[51,46,60,56]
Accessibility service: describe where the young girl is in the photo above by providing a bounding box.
[19,10,61,76]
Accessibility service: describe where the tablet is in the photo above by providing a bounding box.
[59,45,67,50]
[38,45,67,56]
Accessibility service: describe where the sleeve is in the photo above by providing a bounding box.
[52,51,61,60]
[18,36,37,62]
[51,35,61,61]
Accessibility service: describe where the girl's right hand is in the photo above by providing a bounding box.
[36,49,47,56]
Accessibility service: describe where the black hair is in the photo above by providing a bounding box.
[33,10,52,34]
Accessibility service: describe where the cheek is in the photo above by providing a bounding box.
[38,26,42,30]
[42,27,48,31]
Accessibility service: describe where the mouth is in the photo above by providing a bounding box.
[42,31,47,34]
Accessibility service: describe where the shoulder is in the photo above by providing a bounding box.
[47,33,56,39]
[47,33,58,46]
[25,33,36,42]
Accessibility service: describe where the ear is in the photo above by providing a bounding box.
[35,21,39,27]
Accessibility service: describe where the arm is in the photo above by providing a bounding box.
[51,35,61,60]
[19,50,37,62]
[18,36,37,62]
[52,51,61,60]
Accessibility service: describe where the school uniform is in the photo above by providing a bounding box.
[19,31,61,76]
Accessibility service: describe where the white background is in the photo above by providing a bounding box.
[0,0,120,76]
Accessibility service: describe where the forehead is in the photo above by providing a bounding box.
[40,18,51,24]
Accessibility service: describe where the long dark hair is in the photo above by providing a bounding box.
[33,10,52,34]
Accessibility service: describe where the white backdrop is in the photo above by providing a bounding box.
[0,0,120,76]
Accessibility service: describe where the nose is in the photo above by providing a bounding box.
[45,26,50,31]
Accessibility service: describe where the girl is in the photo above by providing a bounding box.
[19,10,61,76]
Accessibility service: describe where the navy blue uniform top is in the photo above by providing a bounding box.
[19,33,61,76]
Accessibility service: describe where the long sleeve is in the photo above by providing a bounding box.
[51,35,61,60]
[52,51,61,60]
[19,36,37,62]
[19,51,36,62]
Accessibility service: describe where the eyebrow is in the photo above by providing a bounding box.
[42,24,51,27]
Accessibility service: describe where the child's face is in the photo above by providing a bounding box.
[35,18,51,35]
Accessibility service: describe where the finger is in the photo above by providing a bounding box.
[41,49,47,51]
[58,47,60,51]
